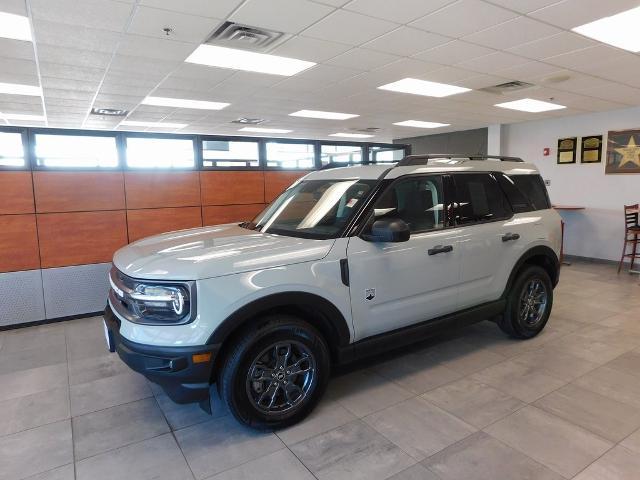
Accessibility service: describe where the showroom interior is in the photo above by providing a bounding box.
[2,0,640,479]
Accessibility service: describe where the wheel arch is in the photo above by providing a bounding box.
[503,245,560,298]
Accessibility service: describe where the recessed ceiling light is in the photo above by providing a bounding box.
[495,98,566,113]
[185,45,315,76]
[329,132,374,138]
[0,82,42,96]
[1,113,45,122]
[393,120,450,129]
[0,12,32,42]
[142,96,230,110]
[378,78,471,98]
[289,110,359,120]
[572,6,640,52]
[120,120,187,129]
[239,127,293,134]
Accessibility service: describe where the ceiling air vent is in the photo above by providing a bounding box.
[90,107,128,117]
[206,22,288,51]
[479,81,535,95]
[231,118,265,125]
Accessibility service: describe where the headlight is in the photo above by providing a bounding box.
[109,268,195,325]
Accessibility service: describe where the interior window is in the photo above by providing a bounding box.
[373,176,444,232]
[320,144,363,166]
[369,146,406,164]
[126,137,195,169]
[265,142,315,169]
[34,133,118,168]
[0,131,25,167]
[510,175,551,210]
[202,139,259,168]
[453,173,511,225]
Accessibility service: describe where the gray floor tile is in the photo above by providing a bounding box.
[70,371,152,416]
[328,370,413,417]
[544,332,635,365]
[387,464,441,480]
[422,338,506,375]
[371,354,463,395]
[75,433,193,480]
[0,363,68,402]
[207,449,314,480]
[1,326,65,354]
[574,366,640,409]
[156,390,227,432]
[471,360,566,403]
[290,420,415,480]
[0,342,67,376]
[175,415,283,479]
[363,397,476,461]
[605,350,640,378]
[423,377,524,429]
[599,312,640,334]
[66,334,111,362]
[424,431,562,480]
[68,353,131,386]
[534,383,640,443]
[621,428,640,455]
[573,445,640,480]
[0,420,73,480]
[23,463,74,480]
[512,345,600,381]
[277,398,356,446]
[72,397,170,460]
[485,406,612,478]
[0,387,70,437]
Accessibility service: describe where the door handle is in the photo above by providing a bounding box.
[502,232,520,242]
[428,244,453,255]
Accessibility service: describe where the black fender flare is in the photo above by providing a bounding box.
[206,291,352,351]
[502,246,560,299]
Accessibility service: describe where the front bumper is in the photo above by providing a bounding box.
[104,305,220,405]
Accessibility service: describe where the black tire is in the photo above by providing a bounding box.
[218,314,330,430]
[498,265,553,339]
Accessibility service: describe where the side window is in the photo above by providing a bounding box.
[373,176,444,233]
[496,173,532,213]
[510,175,551,210]
[453,173,511,225]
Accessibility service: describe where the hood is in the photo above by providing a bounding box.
[113,224,334,281]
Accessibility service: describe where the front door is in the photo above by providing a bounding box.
[347,175,463,341]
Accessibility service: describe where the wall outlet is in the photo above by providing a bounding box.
[544,179,551,186]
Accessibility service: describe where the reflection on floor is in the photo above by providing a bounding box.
[1,260,640,480]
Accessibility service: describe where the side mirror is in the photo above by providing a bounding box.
[362,218,410,243]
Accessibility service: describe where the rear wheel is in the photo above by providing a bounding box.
[219,315,330,429]
[498,265,553,339]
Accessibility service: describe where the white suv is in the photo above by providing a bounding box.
[104,154,562,429]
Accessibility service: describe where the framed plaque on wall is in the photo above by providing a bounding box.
[581,135,602,163]
[557,137,577,164]
[606,129,640,174]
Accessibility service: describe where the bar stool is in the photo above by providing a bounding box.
[618,203,640,273]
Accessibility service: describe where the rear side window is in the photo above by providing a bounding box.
[496,173,531,213]
[510,175,550,210]
[453,173,511,225]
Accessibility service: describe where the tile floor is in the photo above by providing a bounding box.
[1,261,640,480]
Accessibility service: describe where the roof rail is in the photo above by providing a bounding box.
[396,154,523,167]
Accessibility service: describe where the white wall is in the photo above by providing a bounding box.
[502,106,640,261]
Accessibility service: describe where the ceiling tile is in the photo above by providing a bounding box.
[140,0,244,18]
[302,9,399,46]
[463,16,562,49]
[309,0,351,7]
[0,0,28,15]
[108,54,180,77]
[169,63,236,81]
[413,40,494,65]
[0,38,35,61]
[529,0,640,29]
[411,0,518,38]
[0,71,38,86]
[127,6,220,43]
[29,0,134,32]
[363,27,449,56]
[507,32,595,60]
[457,51,530,74]
[33,19,121,53]
[326,48,400,71]
[39,62,105,82]
[0,58,38,77]
[41,76,99,93]
[116,34,197,60]
[565,82,640,105]
[270,35,352,62]
[457,73,511,89]
[486,0,563,13]
[42,88,94,102]
[230,0,334,34]
[344,0,456,24]
[36,45,113,69]
[494,61,564,81]
[543,45,628,70]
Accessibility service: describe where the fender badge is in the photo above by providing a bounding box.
[365,288,376,301]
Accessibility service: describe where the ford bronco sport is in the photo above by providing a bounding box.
[104,154,561,429]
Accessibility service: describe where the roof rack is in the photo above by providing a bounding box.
[396,154,523,167]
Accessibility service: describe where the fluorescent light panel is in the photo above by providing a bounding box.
[0,12,32,42]
[289,110,359,120]
[378,78,471,98]
[329,132,374,138]
[572,6,640,52]
[142,96,229,110]
[495,98,566,113]
[0,82,42,96]
[239,127,293,134]
[185,45,315,76]
[394,120,450,129]
[120,120,187,129]
[1,112,45,122]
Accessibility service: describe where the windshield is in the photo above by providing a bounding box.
[245,179,376,239]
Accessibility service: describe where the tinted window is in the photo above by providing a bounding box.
[510,175,550,210]
[320,144,363,166]
[369,146,405,163]
[496,173,531,213]
[453,173,511,225]
[202,139,259,168]
[265,142,315,169]
[126,137,194,168]
[373,176,444,232]
[0,131,25,167]
[34,134,118,168]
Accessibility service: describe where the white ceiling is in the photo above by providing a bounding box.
[1,0,640,141]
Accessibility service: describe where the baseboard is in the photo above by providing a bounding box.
[0,311,103,332]
[563,254,618,266]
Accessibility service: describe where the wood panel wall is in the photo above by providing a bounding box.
[0,169,308,272]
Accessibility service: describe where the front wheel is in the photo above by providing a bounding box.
[218,315,330,429]
[498,265,553,339]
